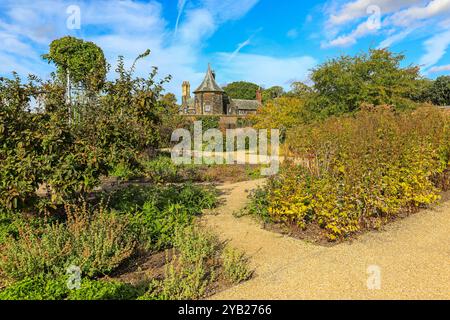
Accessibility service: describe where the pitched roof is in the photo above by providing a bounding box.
[232,99,261,110]
[194,64,224,93]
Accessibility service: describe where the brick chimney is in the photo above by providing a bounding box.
[182,81,191,105]
[256,87,262,104]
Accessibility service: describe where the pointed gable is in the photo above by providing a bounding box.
[194,64,224,93]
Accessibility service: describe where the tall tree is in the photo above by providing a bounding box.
[430,76,450,106]
[285,81,313,98]
[42,36,107,93]
[223,81,260,100]
[310,48,421,115]
[262,86,285,102]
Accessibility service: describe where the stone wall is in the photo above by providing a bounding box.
[194,92,224,115]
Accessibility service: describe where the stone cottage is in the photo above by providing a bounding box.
[181,64,262,116]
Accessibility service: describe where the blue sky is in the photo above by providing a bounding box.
[1,0,450,100]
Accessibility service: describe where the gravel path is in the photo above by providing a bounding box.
[203,179,450,300]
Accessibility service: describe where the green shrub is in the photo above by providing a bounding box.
[0,275,142,300]
[143,156,179,183]
[129,202,193,251]
[109,162,141,181]
[173,226,219,264]
[137,257,210,301]
[67,278,143,300]
[245,185,272,223]
[107,184,216,214]
[140,226,221,300]
[0,213,18,246]
[107,184,217,251]
[141,226,220,300]
[156,255,211,300]
[0,275,68,300]
[0,204,135,280]
[222,247,252,284]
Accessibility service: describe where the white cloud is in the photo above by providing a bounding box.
[419,29,450,69]
[176,9,216,46]
[328,0,423,26]
[428,64,450,73]
[202,0,260,22]
[323,20,378,48]
[0,0,263,100]
[389,0,450,26]
[216,52,317,89]
[323,0,450,71]
[377,28,415,48]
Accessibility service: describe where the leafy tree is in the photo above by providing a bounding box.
[0,43,171,212]
[285,81,314,98]
[223,81,259,100]
[42,36,107,93]
[158,93,186,148]
[0,74,43,210]
[430,76,450,106]
[310,48,421,115]
[161,93,178,107]
[262,86,285,102]
[251,97,313,140]
[87,51,171,166]
[407,78,433,103]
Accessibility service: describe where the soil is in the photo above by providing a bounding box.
[112,250,172,286]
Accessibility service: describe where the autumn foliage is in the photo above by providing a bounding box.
[251,107,450,240]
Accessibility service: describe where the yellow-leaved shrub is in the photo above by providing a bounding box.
[261,106,450,241]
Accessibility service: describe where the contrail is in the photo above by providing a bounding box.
[228,39,251,61]
[228,28,262,61]
[175,0,188,36]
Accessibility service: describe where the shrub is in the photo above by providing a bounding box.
[106,184,217,251]
[222,247,252,284]
[0,275,142,300]
[0,75,44,211]
[142,226,220,300]
[0,213,18,246]
[109,162,141,181]
[173,226,219,264]
[143,156,179,183]
[245,185,272,223]
[67,278,143,300]
[64,204,136,277]
[0,203,135,280]
[156,254,211,300]
[0,276,68,300]
[129,202,193,251]
[252,107,450,241]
